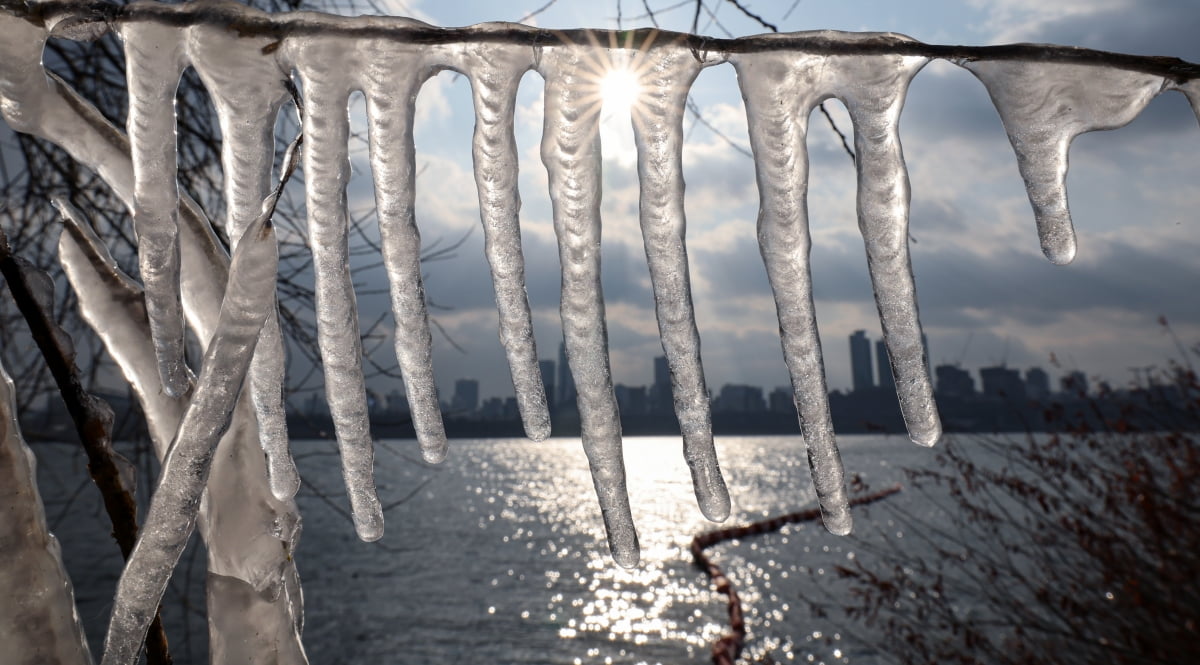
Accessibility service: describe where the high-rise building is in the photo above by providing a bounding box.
[713,384,766,413]
[935,364,975,397]
[539,359,556,410]
[1025,367,1050,400]
[980,366,1025,401]
[1061,370,1088,396]
[450,378,479,414]
[875,339,895,392]
[769,387,795,415]
[614,384,647,416]
[557,342,577,408]
[850,330,874,393]
[651,355,672,413]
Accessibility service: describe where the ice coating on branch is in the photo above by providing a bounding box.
[60,178,307,665]
[359,38,448,463]
[101,201,280,665]
[288,33,385,541]
[629,39,730,522]
[733,32,934,533]
[190,21,299,500]
[1169,78,1200,127]
[118,19,190,397]
[964,59,1165,265]
[0,359,93,665]
[538,43,639,567]
[456,31,551,441]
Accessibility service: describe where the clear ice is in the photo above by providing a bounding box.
[629,40,730,522]
[538,42,640,567]
[732,32,934,534]
[964,59,1165,265]
[0,358,93,665]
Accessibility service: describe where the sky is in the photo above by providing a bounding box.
[301,0,1200,403]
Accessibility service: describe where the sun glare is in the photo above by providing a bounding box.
[600,66,641,115]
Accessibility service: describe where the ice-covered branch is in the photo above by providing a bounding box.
[4,0,1199,568]
[0,359,92,665]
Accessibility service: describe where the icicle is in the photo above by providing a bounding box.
[732,32,933,534]
[629,39,730,522]
[189,23,299,501]
[289,39,385,541]
[360,40,448,463]
[1169,78,1200,128]
[538,43,640,567]
[118,20,190,398]
[457,32,551,442]
[101,190,281,665]
[0,359,93,665]
[964,60,1164,265]
[60,193,308,665]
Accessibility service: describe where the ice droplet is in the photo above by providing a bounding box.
[733,31,934,534]
[629,38,730,523]
[964,59,1164,265]
[538,42,639,567]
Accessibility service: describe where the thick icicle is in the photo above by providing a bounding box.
[538,43,639,567]
[118,19,190,397]
[60,195,307,664]
[964,59,1165,265]
[100,199,281,665]
[630,40,730,522]
[0,359,93,665]
[360,40,448,463]
[733,33,934,533]
[289,37,384,541]
[189,22,299,500]
[457,33,552,442]
[1175,79,1200,125]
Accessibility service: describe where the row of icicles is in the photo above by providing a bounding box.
[7,2,1200,663]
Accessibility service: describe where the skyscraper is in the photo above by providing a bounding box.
[450,378,479,414]
[876,339,895,392]
[539,359,556,410]
[651,355,672,414]
[557,342,577,408]
[850,330,874,393]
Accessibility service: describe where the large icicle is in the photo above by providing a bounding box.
[629,39,730,522]
[117,19,190,398]
[359,37,448,463]
[100,198,281,665]
[1174,79,1200,125]
[190,21,300,501]
[732,32,933,534]
[456,30,552,442]
[288,33,384,541]
[0,358,93,665]
[538,42,639,567]
[963,59,1165,265]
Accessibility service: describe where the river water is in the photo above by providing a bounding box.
[39,434,949,664]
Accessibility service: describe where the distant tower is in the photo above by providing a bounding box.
[451,378,479,414]
[557,342,577,407]
[651,355,672,413]
[539,359,556,410]
[1025,367,1050,400]
[875,339,895,392]
[850,330,874,393]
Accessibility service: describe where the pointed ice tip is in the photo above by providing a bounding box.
[822,509,854,537]
[698,492,731,523]
[612,545,640,569]
[421,446,448,465]
[910,423,942,448]
[1042,238,1076,266]
[268,470,301,502]
[354,519,384,543]
[525,420,552,442]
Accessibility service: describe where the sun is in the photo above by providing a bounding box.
[599,65,642,116]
